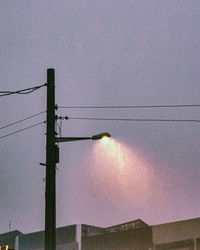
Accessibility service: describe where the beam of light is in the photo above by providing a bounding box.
[88,138,163,207]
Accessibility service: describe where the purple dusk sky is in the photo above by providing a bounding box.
[1,0,200,234]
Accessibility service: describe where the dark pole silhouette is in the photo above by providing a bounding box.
[45,68,56,250]
[44,68,110,250]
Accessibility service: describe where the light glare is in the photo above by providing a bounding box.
[88,138,161,207]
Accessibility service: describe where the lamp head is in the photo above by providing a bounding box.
[92,132,111,140]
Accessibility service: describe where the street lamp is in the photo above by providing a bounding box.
[45,68,111,250]
[55,132,111,143]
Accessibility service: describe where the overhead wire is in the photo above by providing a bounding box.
[0,114,199,140]
[1,100,200,140]
[58,104,200,124]
[0,83,47,139]
[0,83,46,97]
[0,111,46,130]
[68,117,200,123]
[58,104,200,109]
[0,121,45,139]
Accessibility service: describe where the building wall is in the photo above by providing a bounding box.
[82,225,104,237]
[16,242,78,250]
[56,242,78,250]
[16,225,77,250]
[82,226,152,250]
[0,231,22,249]
[2,217,200,250]
[105,219,149,233]
[155,239,198,250]
[152,218,200,245]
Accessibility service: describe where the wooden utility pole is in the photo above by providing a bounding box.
[45,68,56,250]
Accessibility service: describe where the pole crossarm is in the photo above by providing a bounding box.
[55,132,111,143]
[55,137,92,142]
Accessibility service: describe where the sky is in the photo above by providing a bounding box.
[0,0,200,234]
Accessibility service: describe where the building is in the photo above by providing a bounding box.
[1,217,200,249]
[82,219,152,250]
[153,217,200,250]
[16,225,78,250]
[0,230,22,250]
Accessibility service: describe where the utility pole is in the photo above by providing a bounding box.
[45,68,56,250]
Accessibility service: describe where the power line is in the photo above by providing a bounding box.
[58,104,200,109]
[0,93,13,97]
[0,83,46,94]
[69,117,200,123]
[0,83,46,97]
[0,111,46,130]
[0,121,45,139]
